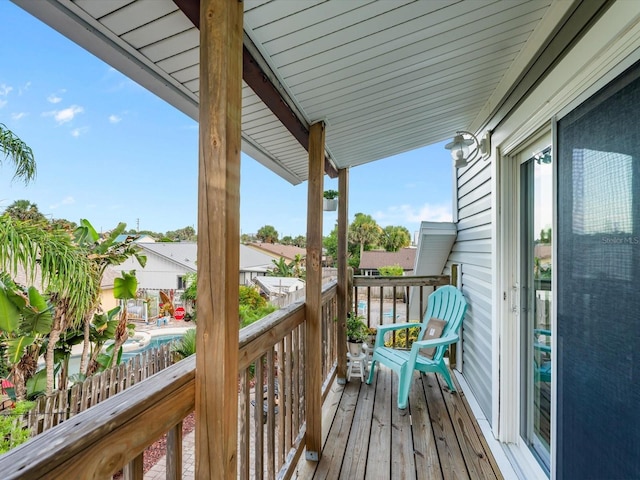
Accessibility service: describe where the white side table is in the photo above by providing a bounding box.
[346,350,367,381]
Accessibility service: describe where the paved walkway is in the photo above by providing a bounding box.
[144,430,195,480]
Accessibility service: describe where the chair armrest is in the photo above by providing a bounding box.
[373,322,422,347]
[411,332,459,351]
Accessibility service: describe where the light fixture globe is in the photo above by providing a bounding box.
[445,131,482,169]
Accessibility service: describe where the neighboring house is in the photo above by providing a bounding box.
[254,276,304,301]
[10,265,119,313]
[112,242,274,290]
[247,242,306,264]
[112,242,197,291]
[98,267,119,313]
[113,233,156,243]
[239,245,275,285]
[358,247,416,276]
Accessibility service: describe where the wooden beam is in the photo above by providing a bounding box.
[336,168,349,382]
[173,0,338,179]
[305,121,325,461]
[196,0,242,478]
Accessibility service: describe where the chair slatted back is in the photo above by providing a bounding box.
[418,285,468,359]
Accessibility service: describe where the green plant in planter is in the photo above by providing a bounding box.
[323,189,339,199]
[346,313,367,343]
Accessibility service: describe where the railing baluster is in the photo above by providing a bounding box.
[254,357,264,479]
[239,368,250,480]
[123,452,144,480]
[285,333,293,451]
[266,348,276,478]
[166,421,183,480]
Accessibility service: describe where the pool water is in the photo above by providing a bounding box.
[121,334,183,361]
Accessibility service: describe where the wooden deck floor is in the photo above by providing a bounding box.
[295,366,503,480]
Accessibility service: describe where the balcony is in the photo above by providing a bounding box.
[0,275,503,479]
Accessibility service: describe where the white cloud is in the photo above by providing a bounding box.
[43,105,84,124]
[19,82,31,95]
[0,84,11,108]
[47,94,62,104]
[109,114,122,124]
[71,126,89,137]
[11,112,27,120]
[0,84,13,96]
[374,202,452,227]
[49,196,75,210]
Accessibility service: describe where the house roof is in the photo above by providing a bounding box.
[13,0,586,184]
[359,247,417,271]
[114,234,156,243]
[137,242,274,272]
[239,244,276,272]
[138,242,198,271]
[247,243,306,262]
[254,276,305,296]
[10,265,118,289]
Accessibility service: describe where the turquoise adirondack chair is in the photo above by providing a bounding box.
[366,285,468,409]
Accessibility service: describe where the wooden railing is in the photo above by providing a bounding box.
[353,274,452,325]
[23,343,174,437]
[0,274,457,478]
[0,281,339,479]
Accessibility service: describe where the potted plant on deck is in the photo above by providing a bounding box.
[323,189,339,211]
[346,312,368,356]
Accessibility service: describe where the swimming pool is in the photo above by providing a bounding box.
[120,334,183,361]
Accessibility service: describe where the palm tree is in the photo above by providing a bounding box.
[0,123,36,184]
[349,213,382,260]
[73,219,146,375]
[4,199,46,222]
[0,215,97,396]
[381,225,411,252]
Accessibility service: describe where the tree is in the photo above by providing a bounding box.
[73,219,146,376]
[109,271,138,368]
[3,200,46,223]
[268,257,294,277]
[0,274,53,400]
[0,123,36,184]
[323,227,338,267]
[378,264,404,276]
[256,225,279,244]
[165,226,196,242]
[0,215,97,397]
[280,235,293,245]
[381,225,411,252]
[348,213,381,264]
[241,233,256,244]
[292,235,306,248]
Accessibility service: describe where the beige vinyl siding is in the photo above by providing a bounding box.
[446,158,493,420]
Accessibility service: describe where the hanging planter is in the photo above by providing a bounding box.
[323,190,339,211]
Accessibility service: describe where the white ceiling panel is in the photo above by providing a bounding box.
[13,0,560,183]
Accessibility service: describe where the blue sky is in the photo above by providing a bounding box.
[0,1,453,240]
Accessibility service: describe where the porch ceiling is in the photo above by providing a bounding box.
[15,0,561,184]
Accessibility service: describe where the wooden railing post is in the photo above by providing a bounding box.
[305,121,326,461]
[196,0,242,478]
[336,168,349,383]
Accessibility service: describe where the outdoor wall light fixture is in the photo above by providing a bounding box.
[444,131,490,169]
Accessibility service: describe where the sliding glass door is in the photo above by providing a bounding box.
[520,143,552,472]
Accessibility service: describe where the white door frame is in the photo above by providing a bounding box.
[496,130,552,480]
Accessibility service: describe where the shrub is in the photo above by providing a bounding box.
[0,401,34,454]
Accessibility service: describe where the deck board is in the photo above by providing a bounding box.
[295,365,503,480]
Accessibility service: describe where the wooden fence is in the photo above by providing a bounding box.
[24,343,174,436]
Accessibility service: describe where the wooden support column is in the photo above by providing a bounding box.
[336,168,349,383]
[305,121,325,461]
[196,0,242,478]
